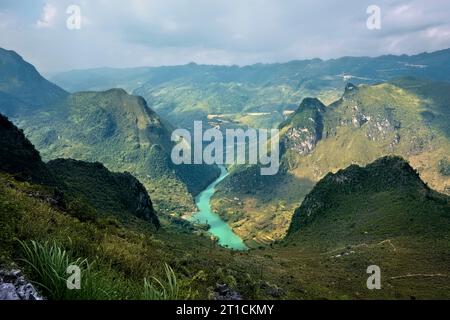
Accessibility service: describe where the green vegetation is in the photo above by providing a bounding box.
[0,113,160,228]
[0,171,270,300]
[142,263,181,300]
[0,113,55,185]
[135,82,317,130]
[0,114,260,299]
[26,88,218,215]
[47,158,160,226]
[19,240,185,300]
[19,240,98,300]
[4,159,450,300]
[288,156,449,239]
[278,157,450,299]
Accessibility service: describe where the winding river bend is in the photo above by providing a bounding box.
[190,166,247,250]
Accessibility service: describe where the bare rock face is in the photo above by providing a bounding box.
[284,127,319,155]
[351,108,371,128]
[0,269,44,300]
[0,283,19,300]
[133,179,160,228]
[281,98,326,156]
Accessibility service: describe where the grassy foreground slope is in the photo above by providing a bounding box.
[213,78,450,245]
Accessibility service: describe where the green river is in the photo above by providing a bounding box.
[190,166,247,250]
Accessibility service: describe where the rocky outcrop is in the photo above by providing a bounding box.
[287,156,428,235]
[47,159,160,228]
[344,83,359,95]
[132,177,160,227]
[281,98,326,155]
[0,269,43,300]
[284,127,318,155]
[0,113,56,185]
[260,281,285,298]
[214,283,242,300]
[366,109,401,141]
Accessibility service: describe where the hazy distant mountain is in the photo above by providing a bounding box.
[51,49,450,129]
[0,48,68,114]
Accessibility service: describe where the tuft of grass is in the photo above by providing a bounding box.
[19,240,79,299]
[18,240,106,300]
[19,240,191,300]
[142,263,180,300]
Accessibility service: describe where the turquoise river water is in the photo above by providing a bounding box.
[190,166,247,250]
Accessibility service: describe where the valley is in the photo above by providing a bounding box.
[48,50,450,246]
[1,46,450,300]
[1,116,449,299]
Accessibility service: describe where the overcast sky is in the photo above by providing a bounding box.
[1,0,449,74]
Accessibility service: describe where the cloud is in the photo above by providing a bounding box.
[36,3,57,28]
[0,11,15,28]
[0,0,449,73]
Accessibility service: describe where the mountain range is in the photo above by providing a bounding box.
[1,46,450,299]
[51,49,450,130]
